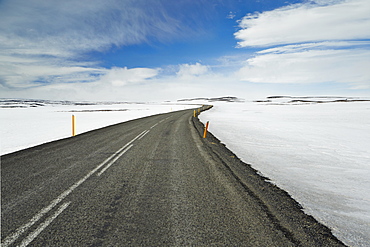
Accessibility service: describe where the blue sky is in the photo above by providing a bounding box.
[0,0,369,101]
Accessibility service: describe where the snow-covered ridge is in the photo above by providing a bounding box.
[256,96,370,105]
[178,96,244,102]
[0,99,148,108]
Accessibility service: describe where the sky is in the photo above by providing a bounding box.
[0,0,369,101]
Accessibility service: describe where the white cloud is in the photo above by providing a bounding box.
[0,0,194,92]
[234,0,370,89]
[99,67,159,86]
[176,63,210,78]
[235,0,370,47]
[237,46,370,88]
[0,53,104,88]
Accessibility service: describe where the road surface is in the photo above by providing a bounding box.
[1,107,345,246]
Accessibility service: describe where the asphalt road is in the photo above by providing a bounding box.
[1,107,345,246]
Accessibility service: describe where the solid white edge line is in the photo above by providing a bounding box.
[1,130,147,247]
[18,201,71,247]
[97,144,133,176]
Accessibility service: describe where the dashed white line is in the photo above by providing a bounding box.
[150,123,158,129]
[18,202,71,247]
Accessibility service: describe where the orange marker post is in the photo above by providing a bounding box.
[203,121,209,138]
[72,115,76,136]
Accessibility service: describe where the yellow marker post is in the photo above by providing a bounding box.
[72,115,76,136]
[193,110,196,117]
[203,121,209,138]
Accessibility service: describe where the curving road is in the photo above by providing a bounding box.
[1,107,345,246]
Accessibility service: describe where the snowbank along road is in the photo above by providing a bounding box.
[1,107,345,246]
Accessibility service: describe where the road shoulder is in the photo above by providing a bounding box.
[191,114,346,246]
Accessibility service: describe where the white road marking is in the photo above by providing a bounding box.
[150,123,158,129]
[97,144,133,176]
[97,129,146,170]
[18,202,71,247]
[138,130,150,140]
[2,161,103,247]
[1,130,148,247]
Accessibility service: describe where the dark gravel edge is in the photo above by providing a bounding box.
[192,106,346,246]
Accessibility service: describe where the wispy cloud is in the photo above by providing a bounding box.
[257,41,370,54]
[226,11,236,20]
[99,67,159,87]
[1,0,185,54]
[234,0,370,89]
[0,0,201,93]
[0,55,103,88]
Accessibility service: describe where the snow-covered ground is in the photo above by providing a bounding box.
[1,97,369,246]
[0,99,199,155]
[199,96,370,247]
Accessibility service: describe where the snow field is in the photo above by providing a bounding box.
[199,99,370,247]
[0,102,198,155]
[2,98,369,246]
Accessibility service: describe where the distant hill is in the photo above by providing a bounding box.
[178,96,244,102]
